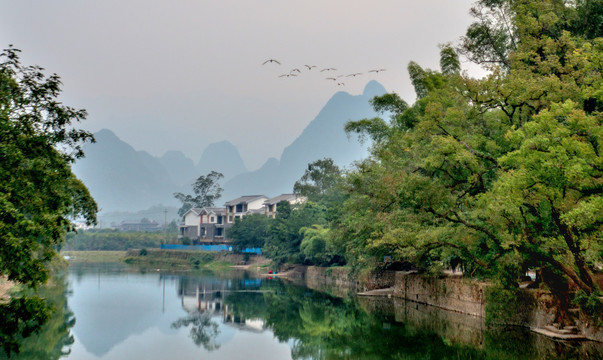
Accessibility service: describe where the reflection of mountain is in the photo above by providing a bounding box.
[68,273,180,357]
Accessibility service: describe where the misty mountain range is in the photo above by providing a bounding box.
[72,81,386,222]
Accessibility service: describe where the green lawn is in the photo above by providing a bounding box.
[61,250,127,263]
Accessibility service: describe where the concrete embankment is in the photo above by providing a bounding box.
[283,265,603,342]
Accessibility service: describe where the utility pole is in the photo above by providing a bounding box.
[164,208,168,244]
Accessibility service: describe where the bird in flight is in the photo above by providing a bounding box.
[304,65,317,70]
[369,69,387,73]
[279,73,297,77]
[320,67,337,72]
[337,83,345,86]
[263,59,281,65]
[325,77,337,81]
[290,68,301,73]
[346,73,363,77]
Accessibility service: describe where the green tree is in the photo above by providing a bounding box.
[293,158,342,201]
[227,213,271,250]
[336,0,602,308]
[299,224,341,265]
[263,201,327,265]
[166,219,179,235]
[0,46,97,354]
[174,171,224,216]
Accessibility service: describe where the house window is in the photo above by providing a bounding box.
[228,216,233,222]
[210,216,214,223]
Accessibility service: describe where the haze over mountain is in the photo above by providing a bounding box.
[72,129,178,213]
[72,81,385,219]
[221,80,385,200]
[196,141,247,180]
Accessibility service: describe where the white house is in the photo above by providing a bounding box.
[224,195,268,224]
[179,207,227,242]
[264,194,306,218]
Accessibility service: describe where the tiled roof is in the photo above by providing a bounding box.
[264,193,300,205]
[224,195,267,206]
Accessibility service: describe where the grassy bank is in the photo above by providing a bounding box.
[124,249,270,271]
[61,250,127,263]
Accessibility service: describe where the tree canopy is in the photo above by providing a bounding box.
[0,46,97,354]
[337,0,602,302]
[174,171,224,216]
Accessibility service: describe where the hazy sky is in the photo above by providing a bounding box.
[1,0,480,170]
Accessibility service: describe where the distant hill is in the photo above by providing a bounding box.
[72,131,249,215]
[221,80,385,200]
[159,150,197,188]
[72,129,181,213]
[197,140,248,181]
[73,81,384,216]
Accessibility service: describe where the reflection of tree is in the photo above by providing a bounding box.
[171,311,220,351]
[0,270,77,359]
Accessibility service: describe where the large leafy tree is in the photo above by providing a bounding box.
[263,201,327,265]
[227,213,271,250]
[174,171,224,216]
[0,46,97,354]
[338,0,602,304]
[293,158,342,201]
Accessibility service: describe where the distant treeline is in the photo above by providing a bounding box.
[64,230,174,251]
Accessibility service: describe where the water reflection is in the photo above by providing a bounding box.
[171,311,220,350]
[0,271,75,360]
[3,264,603,359]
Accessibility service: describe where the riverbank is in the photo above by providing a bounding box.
[123,248,271,271]
[281,264,603,343]
[61,250,127,263]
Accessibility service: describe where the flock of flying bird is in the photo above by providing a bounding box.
[262,58,386,87]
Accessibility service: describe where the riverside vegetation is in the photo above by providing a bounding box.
[228,0,603,328]
[1,0,602,355]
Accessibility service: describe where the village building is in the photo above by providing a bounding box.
[224,195,268,224]
[264,193,306,218]
[179,207,227,243]
[117,220,162,232]
[177,194,305,243]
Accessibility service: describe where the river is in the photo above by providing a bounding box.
[3,263,602,359]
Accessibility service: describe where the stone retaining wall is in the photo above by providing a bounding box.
[394,273,487,318]
[299,265,603,342]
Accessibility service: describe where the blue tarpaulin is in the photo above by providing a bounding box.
[160,244,261,254]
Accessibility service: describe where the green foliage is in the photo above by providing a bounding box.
[573,289,603,326]
[0,296,51,356]
[174,171,224,216]
[299,225,341,266]
[333,0,603,309]
[0,46,97,287]
[439,43,461,75]
[171,311,220,350]
[166,219,179,235]
[64,230,165,250]
[227,213,271,250]
[263,201,327,265]
[0,271,76,359]
[293,158,342,201]
[0,46,96,353]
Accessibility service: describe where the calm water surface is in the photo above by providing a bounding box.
[6,263,603,359]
